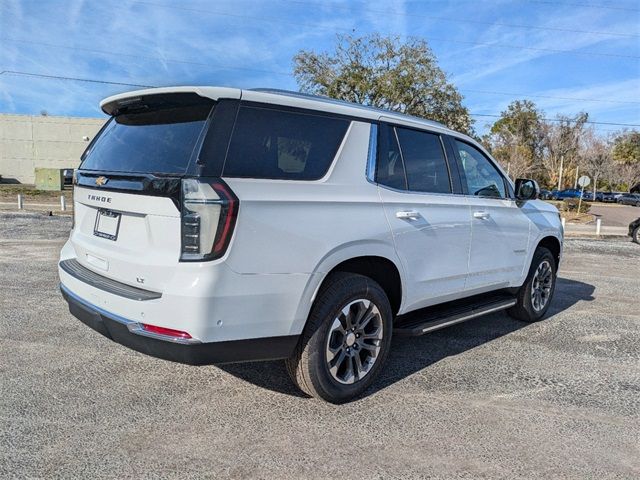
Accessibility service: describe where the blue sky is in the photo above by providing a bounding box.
[1,0,638,135]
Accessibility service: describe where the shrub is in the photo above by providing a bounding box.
[561,198,591,214]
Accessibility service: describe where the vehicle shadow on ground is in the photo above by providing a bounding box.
[219,277,595,400]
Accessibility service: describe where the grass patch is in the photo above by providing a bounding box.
[0,184,72,201]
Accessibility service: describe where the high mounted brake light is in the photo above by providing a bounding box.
[180,178,238,262]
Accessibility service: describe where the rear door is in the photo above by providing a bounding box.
[70,93,214,291]
[448,137,531,290]
[377,124,472,312]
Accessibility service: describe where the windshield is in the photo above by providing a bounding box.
[80,101,212,175]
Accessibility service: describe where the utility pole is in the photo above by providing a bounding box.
[574,165,579,189]
[558,155,564,190]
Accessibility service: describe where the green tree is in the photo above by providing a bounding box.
[611,131,640,190]
[488,100,544,180]
[611,131,640,165]
[293,34,474,135]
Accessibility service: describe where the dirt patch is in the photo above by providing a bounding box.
[562,212,594,224]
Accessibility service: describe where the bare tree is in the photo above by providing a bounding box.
[614,164,640,192]
[579,129,613,199]
[490,131,534,180]
[540,113,588,189]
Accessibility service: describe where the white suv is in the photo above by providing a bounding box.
[59,87,563,403]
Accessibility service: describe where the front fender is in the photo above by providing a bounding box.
[517,230,563,286]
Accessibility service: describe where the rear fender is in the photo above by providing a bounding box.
[290,241,405,335]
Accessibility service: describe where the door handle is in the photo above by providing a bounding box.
[473,211,491,220]
[396,210,420,220]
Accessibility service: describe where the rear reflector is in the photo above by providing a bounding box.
[141,323,192,339]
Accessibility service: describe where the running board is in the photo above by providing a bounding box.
[393,293,517,337]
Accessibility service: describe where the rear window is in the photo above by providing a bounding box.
[222,106,350,180]
[80,101,212,175]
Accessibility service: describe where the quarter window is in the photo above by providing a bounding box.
[395,128,451,194]
[223,106,350,180]
[454,140,506,198]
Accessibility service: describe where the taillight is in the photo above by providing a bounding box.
[180,178,238,261]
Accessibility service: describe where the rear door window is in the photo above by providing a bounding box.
[81,101,212,175]
[395,127,451,194]
[376,126,407,190]
[223,106,350,180]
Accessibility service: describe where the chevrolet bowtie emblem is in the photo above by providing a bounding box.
[95,176,108,186]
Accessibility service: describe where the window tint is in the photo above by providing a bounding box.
[454,140,506,198]
[223,106,350,180]
[395,128,451,194]
[81,104,211,174]
[376,126,407,190]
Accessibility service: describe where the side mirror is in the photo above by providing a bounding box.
[515,178,539,201]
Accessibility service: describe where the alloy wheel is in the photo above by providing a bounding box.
[325,299,384,385]
[531,260,553,312]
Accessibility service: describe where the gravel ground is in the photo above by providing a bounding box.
[1,212,639,479]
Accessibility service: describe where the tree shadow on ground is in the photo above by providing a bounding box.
[219,277,595,400]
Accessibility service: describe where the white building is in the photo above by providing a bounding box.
[0,113,105,184]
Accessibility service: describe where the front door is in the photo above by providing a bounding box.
[450,138,530,291]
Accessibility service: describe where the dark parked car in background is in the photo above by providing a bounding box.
[618,193,640,206]
[629,218,640,243]
[596,191,618,203]
[63,169,74,185]
[613,192,626,202]
[539,189,554,200]
[554,189,585,200]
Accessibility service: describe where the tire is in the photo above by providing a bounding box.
[632,226,640,244]
[285,272,393,403]
[508,247,557,323]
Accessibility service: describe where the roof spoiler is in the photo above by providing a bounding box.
[100,87,241,115]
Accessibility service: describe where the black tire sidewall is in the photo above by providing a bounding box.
[519,248,557,321]
[633,226,640,244]
[306,275,393,403]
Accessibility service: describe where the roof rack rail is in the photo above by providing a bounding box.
[249,88,447,129]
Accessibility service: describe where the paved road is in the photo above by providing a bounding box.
[1,212,639,479]
[589,203,639,227]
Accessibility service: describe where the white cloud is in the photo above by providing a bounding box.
[0,0,637,132]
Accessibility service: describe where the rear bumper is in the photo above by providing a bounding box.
[60,284,299,365]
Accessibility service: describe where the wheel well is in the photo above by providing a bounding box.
[324,256,402,315]
[537,236,561,269]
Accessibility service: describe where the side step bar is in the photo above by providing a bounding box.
[394,294,517,337]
